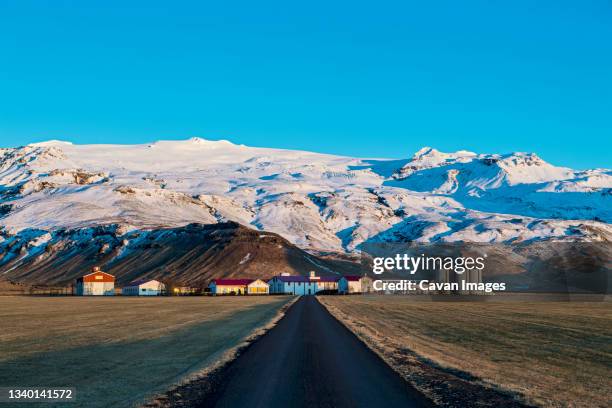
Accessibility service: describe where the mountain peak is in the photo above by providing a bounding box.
[411,147,477,161]
[498,152,554,169]
[28,140,73,147]
[412,146,439,159]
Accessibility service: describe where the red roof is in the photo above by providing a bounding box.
[212,279,254,286]
[344,275,362,282]
[77,271,115,283]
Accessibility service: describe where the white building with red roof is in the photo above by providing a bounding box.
[209,278,269,295]
[75,266,115,296]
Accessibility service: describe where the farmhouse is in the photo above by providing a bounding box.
[209,279,252,295]
[75,267,115,296]
[122,279,165,296]
[339,275,373,294]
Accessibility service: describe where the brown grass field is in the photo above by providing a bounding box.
[0,296,292,407]
[319,295,612,408]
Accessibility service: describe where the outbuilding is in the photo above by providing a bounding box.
[122,279,165,296]
[75,267,115,296]
[339,275,373,294]
[246,279,269,294]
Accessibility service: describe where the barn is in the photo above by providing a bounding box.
[75,267,115,296]
[122,279,165,296]
[339,275,373,294]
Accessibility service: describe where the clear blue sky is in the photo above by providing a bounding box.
[0,1,610,168]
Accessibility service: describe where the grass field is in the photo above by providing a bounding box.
[319,295,612,408]
[0,296,292,407]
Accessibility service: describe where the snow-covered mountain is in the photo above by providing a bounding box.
[1,138,610,284]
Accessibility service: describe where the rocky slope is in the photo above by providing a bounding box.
[0,222,363,286]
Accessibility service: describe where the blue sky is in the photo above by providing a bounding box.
[0,1,610,168]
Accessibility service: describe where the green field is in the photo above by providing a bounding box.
[319,295,612,408]
[0,296,291,407]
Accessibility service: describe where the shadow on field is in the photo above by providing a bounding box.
[0,302,282,408]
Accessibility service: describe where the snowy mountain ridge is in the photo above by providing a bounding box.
[1,139,610,271]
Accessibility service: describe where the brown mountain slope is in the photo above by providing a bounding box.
[0,222,364,287]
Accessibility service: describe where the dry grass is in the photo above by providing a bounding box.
[319,295,612,408]
[0,296,292,407]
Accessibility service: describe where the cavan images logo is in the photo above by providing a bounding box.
[370,252,506,293]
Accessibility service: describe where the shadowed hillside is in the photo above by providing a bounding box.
[0,222,365,287]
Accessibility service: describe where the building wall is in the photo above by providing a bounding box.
[268,279,282,294]
[338,279,347,293]
[137,287,162,296]
[174,287,197,295]
[347,281,361,293]
[211,284,248,294]
[77,281,114,296]
[282,281,317,295]
[268,278,328,295]
[339,278,363,294]
[315,281,338,292]
[122,281,164,296]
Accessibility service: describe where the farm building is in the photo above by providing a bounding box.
[75,267,115,296]
[247,279,269,294]
[267,272,341,295]
[173,286,197,295]
[339,275,373,294]
[122,279,165,296]
[209,279,253,295]
[314,275,340,292]
[268,275,318,295]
